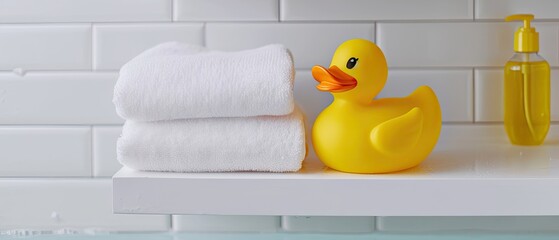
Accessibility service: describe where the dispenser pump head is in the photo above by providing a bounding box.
[505,14,539,52]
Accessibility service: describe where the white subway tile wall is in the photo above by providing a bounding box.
[378,216,559,232]
[0,180,170,230]
[1,0,559,233]
[0,0,172,23]
[0,25,91,70]
[0,127,91,177]
[0,72,122,124]
[280,0,474,21]
[174,0,279,21]
[206,23,374,68]
[172,215,280,232]
[293,71,333,161]
[92,126,124,177]
[475,0,559,20]
[377,22,559,67]
[93,23,204,69]
[282,217,375,233]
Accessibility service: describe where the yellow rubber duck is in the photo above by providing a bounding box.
[312,39,442,173]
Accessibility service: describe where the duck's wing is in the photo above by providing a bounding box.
[370,107,424,157]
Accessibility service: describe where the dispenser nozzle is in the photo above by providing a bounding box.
[505,14,538,53]
[505,14,533,28]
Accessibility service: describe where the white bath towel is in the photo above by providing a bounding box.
[117,109,306,172]
[114,42,295,121]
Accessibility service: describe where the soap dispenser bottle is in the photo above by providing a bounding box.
[504,14,550,145]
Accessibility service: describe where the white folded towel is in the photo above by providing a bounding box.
[114,42,295,121]
[117,109,306,172]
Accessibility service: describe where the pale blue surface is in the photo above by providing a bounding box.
[2,232,559,240]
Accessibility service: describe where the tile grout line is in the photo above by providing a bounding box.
[472,0,476,21]
[91,23,96,71]
[0,67,558,74]
[374,21,378,43]
[269,19,559,24]
[202,22,207,47]
[277,216,283,232]
[169,214,174,231]
[0,19,558,25]
[5,123,554,127]
[0,70,120,73]
[472,68,476,123]
[277,0,281,22]
[0,124,124,127]
[170,0,175,22]
[90,125,94,178]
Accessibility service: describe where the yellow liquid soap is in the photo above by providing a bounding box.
[504,57,550,145]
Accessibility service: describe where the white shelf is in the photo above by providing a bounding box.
[113,125,559,216]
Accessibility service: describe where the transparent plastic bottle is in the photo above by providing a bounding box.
[504,14,550,145]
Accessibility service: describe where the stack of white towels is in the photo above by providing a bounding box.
[113,42,306,172]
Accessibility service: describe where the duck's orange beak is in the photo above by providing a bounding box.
[312,65,357,93]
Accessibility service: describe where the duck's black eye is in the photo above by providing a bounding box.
[346,57,358,69]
